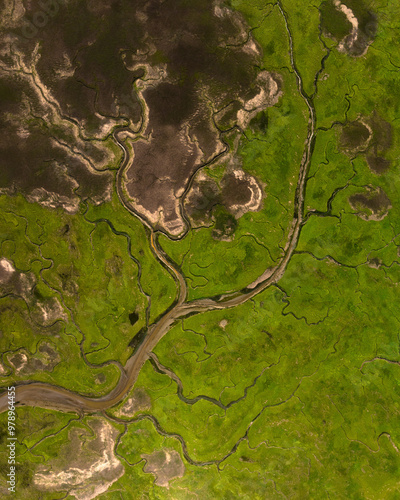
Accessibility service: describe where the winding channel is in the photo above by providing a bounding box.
[0,2,318,415]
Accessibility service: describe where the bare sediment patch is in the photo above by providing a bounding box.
[116,387,151,417]
[184,185,211,223]
[365,113,393,174]
[35,298,68,326]
[6,342,61,376]
[184,163,263,238]
[0,264,67,331]
[0,264,34,296]
[26,187,80,214]
[0,0,25,29]
[339,113,392,174]
[1,0,283,231]
[349,186,391,221]
[0,60,115,212]
[142,448,185,487]
[34,418,124,500]
[119,1,281,236]
[221,169,263,217]
[0,258,15,283]
[237,72,282,130]
[219,319,228,330]
[15,271,36,298]
[7,351,28,374]
[340,119,372,153]
[124,123,207,237]
[366,155,391,175]
[367,257,382,269]
[334,0,359,52]
[247,267,277,290]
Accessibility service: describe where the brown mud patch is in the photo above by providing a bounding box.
[340,120,371,152]
[340,113,392,174]
[185,165,263,239]
[0,258,15,283]
[6,342,60,375]
[221,169,263,217]
[34,418,124,500]
[142,448,185,487]
[349,186,391,221]
[367,257,382,269]
[365,113,392,174]
[116,387,151,417]
[0,72,113,211]
[366,155,391,174]
[7,351,28,374]
[0,263,67,335]
[121,1,280,236]
[1,0,280,227]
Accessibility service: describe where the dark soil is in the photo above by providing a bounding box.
[249,110,269,134]
[366,155,391,174]
[129,327,147,353]
[369,113,392,152]
[185,180,221,221]
[340,121,370,150]
[129,312,139,326]
[0,267,11,283]
[349,188,391,213]
[0,75,111,204]
[221,173,252,207]
[3,0,269,228]
[142,448,185,487]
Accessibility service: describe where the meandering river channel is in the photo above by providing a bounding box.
[0,2,320,415]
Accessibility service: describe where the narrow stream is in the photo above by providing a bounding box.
[0,2,321,415]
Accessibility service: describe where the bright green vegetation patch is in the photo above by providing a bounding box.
[145,243,400,496]
[281,0,327,97]
[305,127,353,213]
[239,68,307,208]
[0,191,175,394]
[313,49,353,128]
[17,407,79,450]
[252,3,291,70]
[117,418,180,465]
[86,193,176,325]
[161,227,274,300]
[0,196,120,395]
[154,301,283,403]
[298,212,389,266]
[149,285,343,463]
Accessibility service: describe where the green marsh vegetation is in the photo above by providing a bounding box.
[1,0,400,498]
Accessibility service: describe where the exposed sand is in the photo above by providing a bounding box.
[142,448,185,487]
[34,418,124,500]
[0,258,15,282]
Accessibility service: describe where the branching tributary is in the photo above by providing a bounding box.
[0,2,322,439]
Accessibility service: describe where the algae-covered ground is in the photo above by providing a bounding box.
[1,0,400,498]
